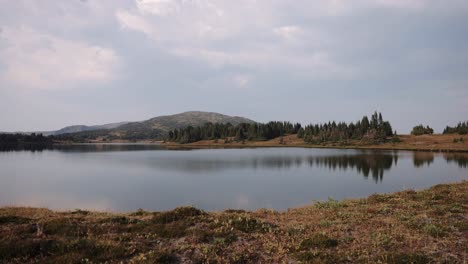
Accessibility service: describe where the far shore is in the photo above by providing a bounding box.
[73,133,468,152]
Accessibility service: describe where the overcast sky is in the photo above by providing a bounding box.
[0,0,467,133]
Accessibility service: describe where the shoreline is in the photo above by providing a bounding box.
[161,142,468,153]
[1,181,467,263]
[47,134,468,153]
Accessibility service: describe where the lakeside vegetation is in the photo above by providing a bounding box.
[0,133,53,150]
[411,125,434,136]
[1,182,466,263]
[167,112,394,145]
[167,121,302,143]
[443,121,468,135]
[298,112,393,144]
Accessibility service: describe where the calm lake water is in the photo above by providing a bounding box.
[0,145,466,211]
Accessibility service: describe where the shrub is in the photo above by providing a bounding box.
[411,125,434,136]
[299,234,338,249]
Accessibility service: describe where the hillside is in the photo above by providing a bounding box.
[56,111,255,141]
[42,122,129,136]
[119,111,254,132]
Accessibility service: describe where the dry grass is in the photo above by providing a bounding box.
[1,182,467,263]
[162,134,468,152]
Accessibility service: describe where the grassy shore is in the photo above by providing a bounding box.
[161,134,468,152]
[1,182,467,263]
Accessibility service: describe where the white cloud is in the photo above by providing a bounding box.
[0,27,120,90]
[273,26,302,41]
[116,9,153,37]
[375,0,425,10]
[113,1,356,80]
[136,0,181,16]
[233,74,250,88]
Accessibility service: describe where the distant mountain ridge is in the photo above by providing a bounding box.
[42,122,129,136]
[53,111,255,141]
[120,111,254,132]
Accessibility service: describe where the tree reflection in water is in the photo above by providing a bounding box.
[444,153,468,168]
[307,154,398,183]
[413,152,435,167]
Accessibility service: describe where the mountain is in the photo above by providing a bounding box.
[120,111,254,132]
[42,122,129,136]
[55,111,255,141]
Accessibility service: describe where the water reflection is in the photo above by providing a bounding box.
[0,145,52,152]
[0,146,466,211]
[309,154,398,182]
[444,153,468,168]
[413,152,435,167]
[0,144,166,152]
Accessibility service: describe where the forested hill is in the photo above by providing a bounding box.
[167,112,395,144]
[55,111,255,142]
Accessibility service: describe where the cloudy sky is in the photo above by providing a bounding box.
[0,0,467,133]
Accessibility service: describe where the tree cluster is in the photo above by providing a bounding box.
[297,112,393,144]
[0,133,53,146]
[411,125,434,136]
[443,121,468,135]
[54,129,163,142]
[167,121,301,144]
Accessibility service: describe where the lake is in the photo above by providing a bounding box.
[0,145,466,212]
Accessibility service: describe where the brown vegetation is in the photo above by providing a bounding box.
[163,134,468,152]
[1,182,467,263]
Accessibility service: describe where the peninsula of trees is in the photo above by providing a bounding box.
[167,112,394,144]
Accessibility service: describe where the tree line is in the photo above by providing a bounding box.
[0,133,53,145]
[167,121,302,143]
[297,112,394,144]
[167,112,395,144]
[443,121,468,135]
[0,133,54,150]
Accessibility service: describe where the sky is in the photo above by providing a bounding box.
[0,0,467,133]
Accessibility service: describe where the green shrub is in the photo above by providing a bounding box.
[299,234,338,249]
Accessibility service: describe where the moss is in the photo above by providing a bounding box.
[43,218,80,236]
[153,221,191,238]
[157,252,180,264]
[429,205,447,216]
[130,208,149,216]
[294,251,342,264]
[422,224,446,237]
[314,198,345,209]
[0,238,128,262]
[224,209,246,214]
[68,238,129,261]
[299,234,338,250]
[382,253,430,264]
[368,193,391,203]
[454,221,468,232]
[0,215,30,225]
[0,239,67,260]
[448,203,464,214]
[225,215,275,233]
[106,216,130,224]
[319,220,333,227]
[152,206,205,224]
[71,209,90,215]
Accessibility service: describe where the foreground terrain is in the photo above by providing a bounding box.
[1,182,467,263]
[163,134,468,152]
